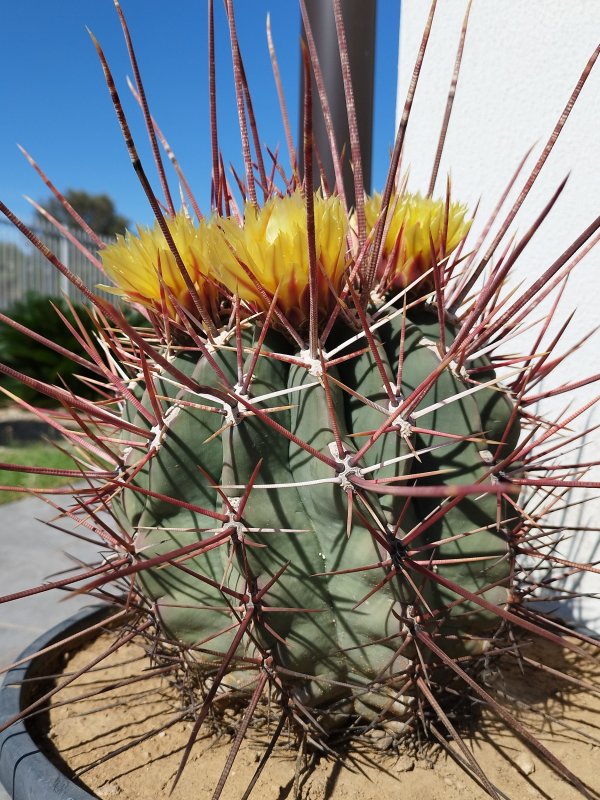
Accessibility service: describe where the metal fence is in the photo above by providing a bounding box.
[0,218,114,311]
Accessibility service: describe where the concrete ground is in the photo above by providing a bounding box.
[0,493,100,800]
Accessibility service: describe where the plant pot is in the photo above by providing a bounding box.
[0,606,111,800]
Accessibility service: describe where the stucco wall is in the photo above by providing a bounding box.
[397,1,600,630]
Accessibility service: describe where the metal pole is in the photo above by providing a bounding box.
[300,0,377,205]
[59,235,70,299]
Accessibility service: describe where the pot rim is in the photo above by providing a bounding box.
[0,605,113,800]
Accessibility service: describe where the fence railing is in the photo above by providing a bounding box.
[0,218,115,311]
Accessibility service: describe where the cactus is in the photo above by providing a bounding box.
[1,2,599,799]
[104,189,514,731]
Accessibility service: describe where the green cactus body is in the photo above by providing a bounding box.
[114,305,521,721]
[118,343,243,656]
[384,309,517,636]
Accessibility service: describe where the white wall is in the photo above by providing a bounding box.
[397,1,600,631]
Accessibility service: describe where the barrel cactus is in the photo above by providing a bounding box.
[1,2,599,799]
[103,188,513,735]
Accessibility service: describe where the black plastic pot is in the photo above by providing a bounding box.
[0,606,112,800]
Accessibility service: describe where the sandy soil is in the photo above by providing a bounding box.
[42,630,600,800]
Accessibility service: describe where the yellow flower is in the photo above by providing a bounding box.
[213,191,349,328]
[100,192,460,333]
[99,212,219,321]
[365,192,471,292]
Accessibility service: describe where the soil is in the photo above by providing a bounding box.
[43,630,600,800]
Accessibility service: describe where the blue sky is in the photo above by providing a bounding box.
[0,1,400,231]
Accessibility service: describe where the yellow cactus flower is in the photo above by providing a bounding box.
[213,191,349,328]
[365,192,471,292]
[99,212,220,321]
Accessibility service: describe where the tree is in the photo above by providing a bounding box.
[37,190,130,237]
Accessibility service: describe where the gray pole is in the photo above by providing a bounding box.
[300,0,377,205]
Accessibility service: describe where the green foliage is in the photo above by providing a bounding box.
[0,292,98,406]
